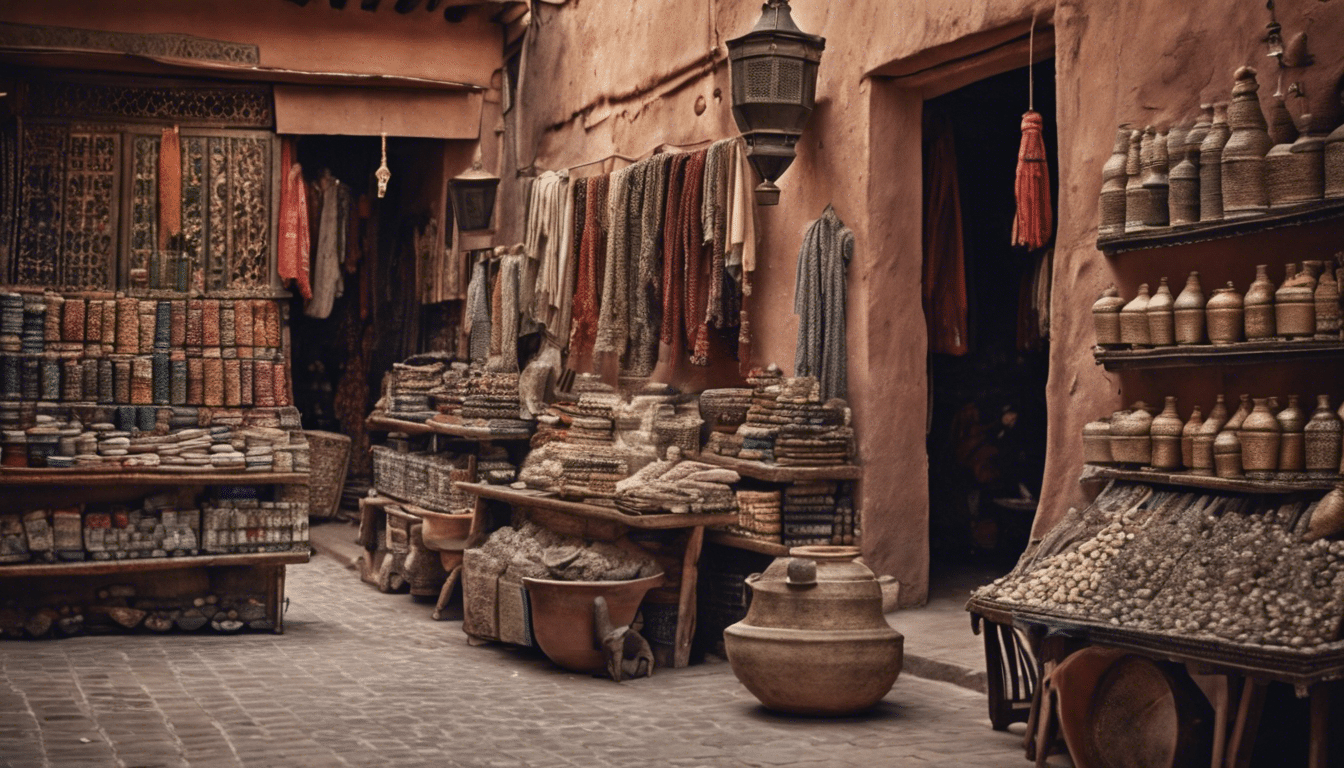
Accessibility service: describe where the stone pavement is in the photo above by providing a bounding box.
[0,552,1036,768]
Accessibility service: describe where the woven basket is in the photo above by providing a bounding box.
[305,430,351,520]
[653,417,703,457]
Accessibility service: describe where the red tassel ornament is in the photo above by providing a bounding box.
[1012,110,1053,250]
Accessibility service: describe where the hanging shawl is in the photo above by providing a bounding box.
[157,126,181,251]
[923,114,969,356]
[465,252,492,364]
[553,178,585,346]
[659,154,690,356]
[794,205,854,401]
[487,248,523,373]
[681,149,711,366]
[702,139,734,328]
[629,154,671,376]
[526,170,570,329]
[568,175,608,367]
[1012,110,1053,250]
[277,139,312,300]
[595,164,638,358]
[304,173,344,319]
[727,137,758,278]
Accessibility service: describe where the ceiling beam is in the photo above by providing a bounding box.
[360,0,381,10]
[285,0,312,5]
[425,0,444,9]
[394,0,422,11]
[329,0,347,7]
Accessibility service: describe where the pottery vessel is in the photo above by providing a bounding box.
[1266,126,1324,208]
[1205,283,1245,345]
[1307,486,1344,541]
[1239,398,1281,475]
[1110,404,1154,465]
[1146,278,1176,347]
[523,572,665,673]
[1125,130,1148,232]
[1142,127,1171,228]
[1278,394,1306,472]
[724,546,904,715]
[1181,405,1204,469]
[1100,126,1131,237]
[1092,286,1126,347]
[1120,285,1153,347]
[1213,395,1252,478]
[1243,265,1276,340]
[1083,418,1114,464]
[1200,103,1231,221]
[1169,125,1200,226]
[1304,395,1342,475]
[1221,67,1273,218]
[1276,264,1317,339]
[1315,269,1341,339]
[1150,397,1184,470]
[1173,272,1206,345]
[1193,395,1231,476]
[1326,121,1344,199]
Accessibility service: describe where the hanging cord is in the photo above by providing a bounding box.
[1028,10,1036,111]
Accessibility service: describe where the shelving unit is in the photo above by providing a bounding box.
[1093,340,1344,372]
[696,452,863,482]
[0,551,308,578]
[366,413,533,442]
[0,469,310,486]
[704,530,790,557]
[1079,463,1339,494]
[1096,198,1344,256]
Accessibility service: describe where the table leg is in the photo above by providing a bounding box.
[1226,677,1267,768]
[433,565,462,621]
[673,526,704,669]
[269,565,287,634]
[1310,683,1331,768]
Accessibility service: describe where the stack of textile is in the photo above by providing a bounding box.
[460,371,523,422]
[433,363,472,415]
[782,481,839,547]
[383,360,445,421]
[733,489,782,540]
[613,447,739,515]
[475,444,517,485]
[698,388,753,433]
[774,423,854,466]
[201,497,310,554]
[517,441,629,501]
[704,365,854,467]
[832,495,859,546]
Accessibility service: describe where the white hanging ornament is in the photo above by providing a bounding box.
[376,132,391,199]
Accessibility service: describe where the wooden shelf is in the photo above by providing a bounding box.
[1096,198,1344,255]
[705,530,790,557]
[366,413,532,441]
[0,551,309,578]
[0,469,310,486]
[454,482,737,530]
[1093,340,1344,371]
[1080,463,1338,494]
[695,452,863,482]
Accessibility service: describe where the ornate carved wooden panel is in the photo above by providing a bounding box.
[24,76,272,128]
[60,128,119,289]
[13,122,67,286]
[129,135,159,284]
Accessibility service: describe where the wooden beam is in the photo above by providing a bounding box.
[394,0,422,11]
[329,0,347,7]
[285,0,313,5]
[425,0,444,9]
[360,0,381,10]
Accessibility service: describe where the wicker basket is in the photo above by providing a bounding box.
[653,416,703,457]
[305,430,351,520]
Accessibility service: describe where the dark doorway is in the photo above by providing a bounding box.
[922,61,1056,573]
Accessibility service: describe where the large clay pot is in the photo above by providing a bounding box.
[1304,395,1342,475]
[523,572,665,673]
[1147,278,1176,347]
[1222,66,1273,218]
[1243,265,1276,340]
[1100,127,1132,237]
[1150,397,1183,470]
[1276,263,1317,339]
[724,546,904,715]
[1141,126,1171,228]
[1168,125,1200,226]
[1173,272,1206,345]
[417,508,474,552]
[1181,406,1204,469]
[1093,286,1126,347]
[1205,283,1244,345]
[1120,285,1152,347]
[1278,394,1307,472]
[1316,269,1341,339]
[1125,129,1148,232]
[1191,395,1229,476]
[1239,398,1281,475]
[1200,102,1230,221]
[1213,395,1252,479]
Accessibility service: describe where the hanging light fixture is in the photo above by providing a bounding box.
[376,132,391,199]
[448,144,500,232]
[726,0,826,205]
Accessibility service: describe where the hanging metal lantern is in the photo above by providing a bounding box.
[449,147,500,232]
[726,0,825,205]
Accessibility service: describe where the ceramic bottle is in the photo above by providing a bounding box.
[1181,405,1204,469]
[1125,129,1147,231]
[1239,398,1281,475]
[1147,277,1176,346]
[1214,395,1252,478]
[1169,125,1200,225]
[1142,127,1171,228]
[1110,403,1154,465]
[1201,103,1231,221]
[1100,126,1131,237]
[1278,394,1306,472]
[1092,286,1126,347]
[1206,282,1245,345]
[1305,394,1342,475]
[1244,264,1277,340]
[1265,115,1324,208]
[1276,263,1317,339]
[1150,397,1184,470]
[1325,120,1344,199]
[1315,269,1340,339]
[1221,67,1273,219]
[1192,395,1229,475]
[1120,284,1152,347]
[1265,95,1298,146]
[1174,271,1206,345]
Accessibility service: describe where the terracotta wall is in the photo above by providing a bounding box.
[499,0,1344,606]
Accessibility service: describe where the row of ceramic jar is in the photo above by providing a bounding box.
[1100,66,1344,237]
[1093,261,1342,347]
[1083,394,1344,478]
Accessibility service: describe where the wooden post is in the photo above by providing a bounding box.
[1226,677,1267,768]
[1309,683,1331,768]
[673,526,705,669]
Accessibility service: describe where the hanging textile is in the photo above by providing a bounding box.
[658,153,690,362]
[465,251,492,364]
[628,153,671,376]
[703,139,734,329]
[1012,111,1053,250]
[304,172,344,319]
[487,247,523,373]
[553,177,585,347]
[568,175,609,368]
[681,149,711,366]
[794,205,854,401]
[595,164,637,360]
[526,170,571,330]
[157,126,181,251]
[727,137,758,278]
[277,138,312,300]
[922,114,969,356]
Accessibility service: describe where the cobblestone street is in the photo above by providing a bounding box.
[0,553,1029,768]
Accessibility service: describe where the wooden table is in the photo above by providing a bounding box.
[454,482,735,668]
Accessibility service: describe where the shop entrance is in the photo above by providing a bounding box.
[922,61,1057,580]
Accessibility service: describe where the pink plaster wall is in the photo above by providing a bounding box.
[500,0,1344,607]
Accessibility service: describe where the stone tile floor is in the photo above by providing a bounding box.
[0,552,1034,768]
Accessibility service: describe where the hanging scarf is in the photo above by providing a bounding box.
[568,175,608,367]
[629,153,671,377]
[659,154,690,355]
[794,205,854,401]
[157,126,181,251]
[681,149,711,366]
[277,139,312,300]
[304,173,343,319]
[595,164,636,358]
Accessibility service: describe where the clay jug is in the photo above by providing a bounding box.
[1083,418,1114,464]
[1147,278,1176,347]
[1142,127,1171,228]
[1110,403,1155,465]
[1201,103,1231,221]
[1182,405,1204,469]
[1266,95,1298,146]
[1304,394,1342,475]
[1120,284,1152,347]
[1278,394,1306,472]
[1150,397,1184,470]
[1276,263,1317,339]
[1169,125,1200,225]
[1315,269,1341,339]
[1214,395,1252,478]
[1222,67,1273,218]
[1187,105,1213,165]
[1325,121,1344,199]
[1266,116,1324,208]
[1174,271,1206,345]
[1125,129,1147,231]
[1307,485,1344,541]
[1206,283,1245,345]
[724,546,904,715]
[1244,264,1277,340]
[1100,126,1131,237]
[1239,398,1281,475]
[1092,286,1126,347]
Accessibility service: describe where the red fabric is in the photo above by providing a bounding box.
[1012,110,1053,251]
[277,138,312,300]
[659,154,689,354]
[568,175,608,365]
[157,127,181,250]
[922,116,969,356]
[681,149,711,366]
